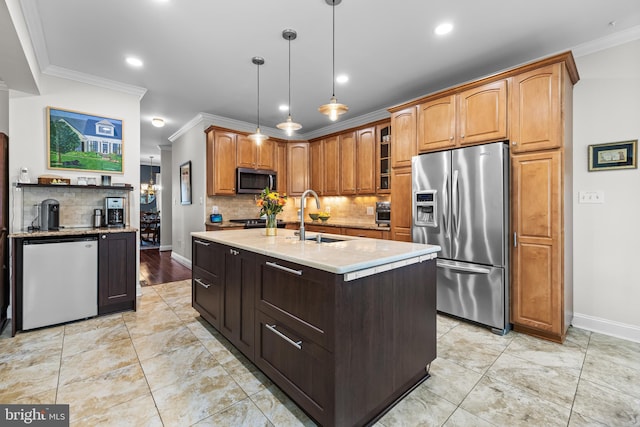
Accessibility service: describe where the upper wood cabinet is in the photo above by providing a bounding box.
[391,107,417,168]
[206,129,237,196]
[418,80,507,152]
[510,63,562,153]
[237,136,275,170]
[287,142,309,196]
[309,140,324,194]
[323,135,340,196]
[356,126,376,194]
[339,131,357,195]
[458,80,507,145]
[418,95,456,152]
[377,123,391,193]
[275,142,287,193]
[336,127,376,195]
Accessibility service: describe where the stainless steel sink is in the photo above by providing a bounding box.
[306,235,345,244]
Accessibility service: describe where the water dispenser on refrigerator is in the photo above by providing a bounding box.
[414,190,437,227]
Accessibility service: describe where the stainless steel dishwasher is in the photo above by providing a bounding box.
[22,236,98,330]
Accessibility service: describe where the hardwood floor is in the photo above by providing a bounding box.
[139,249,191,286]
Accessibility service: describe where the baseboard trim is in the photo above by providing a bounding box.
[171,252,192,270]
[572,312,640,344]
[159,245,172,252]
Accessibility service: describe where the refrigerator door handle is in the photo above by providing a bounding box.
[437,259,492,274]
[443,174,449,235]
[452,169,460,236]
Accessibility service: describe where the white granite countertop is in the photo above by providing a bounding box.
[192,228,440,275]
[9,227,138,238]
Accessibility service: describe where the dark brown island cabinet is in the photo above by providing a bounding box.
[192,236,437,427]
[98,232,137,315]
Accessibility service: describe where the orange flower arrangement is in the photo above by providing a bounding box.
[256,187,287,217]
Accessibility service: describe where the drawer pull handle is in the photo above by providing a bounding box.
[194,278,211,289]
[195,240,210,246]
[265,324,302,350]
[229,249,239,255]
[266,261,302,276]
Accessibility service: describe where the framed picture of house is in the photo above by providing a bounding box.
[180,161,192,205]
[47,106,124,173]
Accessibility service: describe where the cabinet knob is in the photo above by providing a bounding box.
[101,234,107,239]
[460,134,465,138]
[512,141,517,145]
[450,136,454,140]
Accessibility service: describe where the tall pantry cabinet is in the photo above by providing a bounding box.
[510,58,578,343]
[388,52,578,343]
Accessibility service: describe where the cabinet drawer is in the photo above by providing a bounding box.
[343,228,384,239]
[256,255,334,351]
[305,224,340,234]
[192,238,223,274]
[255,311,332,426]
[192,266,222,328]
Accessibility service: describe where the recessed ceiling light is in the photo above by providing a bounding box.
[125,56,143,67]
[434,22,453,36]
[279,104,289,112]
[151,117,165,127]
[336,74,349,84]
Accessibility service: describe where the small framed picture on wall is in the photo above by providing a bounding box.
[180,161,192,205]
[588,140,637,171]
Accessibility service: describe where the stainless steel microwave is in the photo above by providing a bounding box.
[236,168,277,194]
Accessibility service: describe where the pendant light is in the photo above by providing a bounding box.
[276,29,302,136]
[318,0,348,121]
[248,56,269,144]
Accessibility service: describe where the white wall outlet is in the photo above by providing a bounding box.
[578,190,605,204]
[366,206,374,215]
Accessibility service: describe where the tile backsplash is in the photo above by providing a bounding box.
[207,194,390,225]
[22,187,131,229]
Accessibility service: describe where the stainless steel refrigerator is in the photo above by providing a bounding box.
[412,142,509,334]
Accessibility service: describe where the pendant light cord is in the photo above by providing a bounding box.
[256,62,260,128]
[332,0,336,97]
[288,36,292,116]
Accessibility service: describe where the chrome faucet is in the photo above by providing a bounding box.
[299,189,320,241]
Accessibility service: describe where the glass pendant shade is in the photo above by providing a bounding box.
[277,29,302,136]
[318,95,348,121]
[250,56,268,144]
[277,115,302,136]
[248,127,268,144]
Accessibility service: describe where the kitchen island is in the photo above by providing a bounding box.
[191,228,440,426]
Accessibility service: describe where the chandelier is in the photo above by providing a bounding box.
[141,156,158,202]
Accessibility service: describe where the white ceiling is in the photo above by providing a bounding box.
[5,0,640,162]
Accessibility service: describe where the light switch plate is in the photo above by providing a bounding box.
[578,190,604,204]
[366,206,374,215]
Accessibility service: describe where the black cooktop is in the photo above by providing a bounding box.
[229,218,286,228]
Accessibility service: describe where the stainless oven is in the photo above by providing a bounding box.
[375,201,391,225]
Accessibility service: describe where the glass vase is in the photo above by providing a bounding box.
[265,214,277,236]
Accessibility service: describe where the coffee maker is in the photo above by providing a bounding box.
[40,199,60,231]
[104,197,126,227]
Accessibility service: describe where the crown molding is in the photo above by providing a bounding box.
[299,109,391,140]
[170,108,392,143]
[157,144,172,152]
[43,65,147,99]
[573,25,640,58]
[19,0,50,71]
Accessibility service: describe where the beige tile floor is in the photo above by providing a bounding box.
[1,279,639,426]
